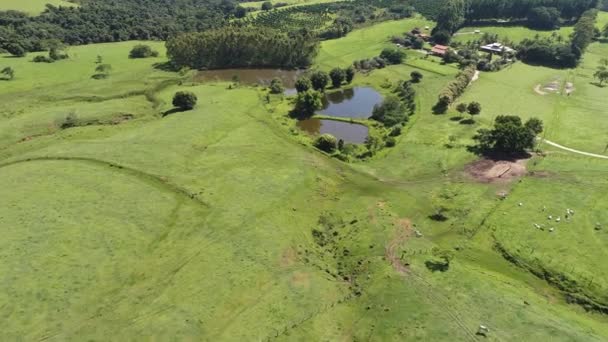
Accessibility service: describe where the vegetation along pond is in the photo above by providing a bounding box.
[297,119,369,144]
[195,68,303,89]
[320,87,383,118]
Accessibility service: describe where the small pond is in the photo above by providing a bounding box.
[320,87,383,118]
[297,119,369,144]
[195,68,303,92]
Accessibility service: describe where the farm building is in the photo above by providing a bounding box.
[480,43,515,54]
[430,44,449,56]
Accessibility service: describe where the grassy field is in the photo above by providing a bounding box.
[1,17,608,340]
[0,0,76,14]
[315,16,434,70]
[240,0,340,9]
[453,25,574,44]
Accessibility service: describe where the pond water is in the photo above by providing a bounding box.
[320,87,383,118]
[297,119,369,144]
[194,68,303,90]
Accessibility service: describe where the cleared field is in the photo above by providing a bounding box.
[314,16,434,70]
[1,18,608,340]
[0,0,76,14]
[453,25,573,44]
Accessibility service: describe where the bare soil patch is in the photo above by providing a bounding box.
[465,158,528,183]
[386,218,413,275]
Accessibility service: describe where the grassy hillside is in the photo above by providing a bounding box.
[453,25,574,44]
[0,0,76,14]
[1,17,608,340]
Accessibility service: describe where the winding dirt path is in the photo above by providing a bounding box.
[541,139,608,160]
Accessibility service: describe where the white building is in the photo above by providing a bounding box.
[480,43,514,54]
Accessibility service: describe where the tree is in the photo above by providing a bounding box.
[525,117,544,135]
[295,77,312,93]
[434,0,465,33]
[294,90,323,117]
[96,55,103,64]
[235,6,247,18]
[329,68,345,88]
[269,78,284,94]
[310,71,329,91]
[410,71,423,83]
[456,103,467,113]
[527,7,560,29]
[1,67,15,80]
[603,23,608,37]
[314,134,338,153]
[432,30,452,45]
[172,91,198,110]
[571,9,598,55]
[345,66,355,84]
[473,115,542,154]
[379,48,406,64]
[371,96,408,127]
[129,44,159,58]
[6,44,26,57]
[594,69,608,86]
[467,101,481,115]
[261,1,273,11]
[92,64,112,79]
[412,37,425,49]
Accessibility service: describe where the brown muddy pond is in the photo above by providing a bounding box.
[195,68,302,90]
[320,87,383,118]
[297,119,369,144]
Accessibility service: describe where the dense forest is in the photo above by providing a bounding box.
[166,27,318,69]
[0,0,411,55]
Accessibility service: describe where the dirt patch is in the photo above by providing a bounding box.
[534,84,547,95]
[465,158,528,183]
[386,218,413,275]
[280,247,298,268]
[565,82,575,95]
[289,271,311,289]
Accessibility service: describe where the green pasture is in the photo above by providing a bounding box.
[314,16,434,70]
[1,17,608,340]
[0,0,76,14]
[453,25,573,44]
[240,0,340,10]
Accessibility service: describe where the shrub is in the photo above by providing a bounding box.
[6,44,26,57]
[385,136,396,147]
[389,125,402,136]
[371,96,408,127]
[33,55,54,63]
[261,1,273,11]
[379,48,406,64]
[434,65,476,113]
[345,66,355,84]
[172,91,198,110]
[294,90,323,117]
[314,134,338,152]
[295,77,312,93]
[329,67,345,88]
[456,103,467,113]
[269,78,284,94]
[129,44,159,58]
[467,101,481,115]
[310,71,329,91]
[410,71,423,83]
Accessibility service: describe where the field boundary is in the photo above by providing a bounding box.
[542,139,608,160]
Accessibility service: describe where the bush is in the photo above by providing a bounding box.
[294,90,323,117]
[172,91,198,110]
[456,103,467,113]
[295,77,312,93]
[6,44,26,57]
[379,48,406,64]
[410,71,423,83]
[467,101,481,115]
[329,67,345,88]
[310,71,329,91]
[129,44,159,58]
[261,1,273,11]
[371,96,408,127]
[345,66,355,84]
[269,78,284,94]
[385,136,396,147]
[33,55,54,63]
[315,134,338,153]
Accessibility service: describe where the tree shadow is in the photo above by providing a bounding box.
[466,145,532,160]
[162,108,185,117]
[153,62,181,72]
[590,82,606,88]
[425,260,449,272]
[449,116,463,122]
[460,118,475,125]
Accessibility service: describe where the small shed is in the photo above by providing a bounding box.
[430,44,449,56]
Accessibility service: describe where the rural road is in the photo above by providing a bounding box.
[542,139,608,160]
